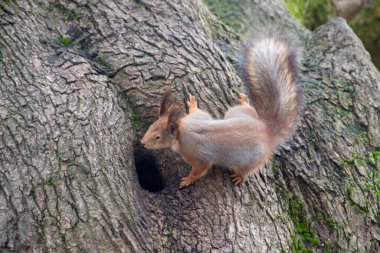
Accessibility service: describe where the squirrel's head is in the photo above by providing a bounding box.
[141,88,184,150]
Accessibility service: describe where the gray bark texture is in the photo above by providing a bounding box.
[0,0,379,252]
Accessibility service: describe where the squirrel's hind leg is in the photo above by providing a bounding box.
[231,174,246,185]
[179,162,211,189]
[232,163,262,185]
[230,165,248,185]
[239,93,250,106]
[186,95,212,120]
[224,93,258,119]
[231,161,268,186]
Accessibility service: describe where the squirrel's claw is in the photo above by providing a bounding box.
[231,174,244,185]
[179,176,193,189]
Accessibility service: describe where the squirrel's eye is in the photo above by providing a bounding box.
[156,135,161,141]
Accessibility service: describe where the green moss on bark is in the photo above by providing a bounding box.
[288,198,321,252]
[341,151,380,222]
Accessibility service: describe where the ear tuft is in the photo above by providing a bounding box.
[159,87,174,116]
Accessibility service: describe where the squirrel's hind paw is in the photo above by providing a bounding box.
[231,174,245,185]
[239,93,249,105]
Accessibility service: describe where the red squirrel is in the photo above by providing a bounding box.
[141,31,301,189]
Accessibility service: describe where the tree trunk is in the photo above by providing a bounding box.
[0,0,379,252]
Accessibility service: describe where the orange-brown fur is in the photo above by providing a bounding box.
[141,32,301,189]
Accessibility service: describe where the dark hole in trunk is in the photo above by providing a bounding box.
[134,152,164,192]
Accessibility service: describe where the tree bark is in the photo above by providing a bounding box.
[0,0,379,252]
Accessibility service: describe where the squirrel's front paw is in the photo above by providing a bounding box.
[187,95,198,111]
[179,176,194,189]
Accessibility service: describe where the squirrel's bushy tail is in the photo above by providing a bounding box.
[239,31,301,147]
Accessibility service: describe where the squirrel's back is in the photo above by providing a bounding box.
[239,31,301,147]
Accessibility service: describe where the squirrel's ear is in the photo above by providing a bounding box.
[169,122,178,136]
[159,87,174,116]
[167,106,184,137]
